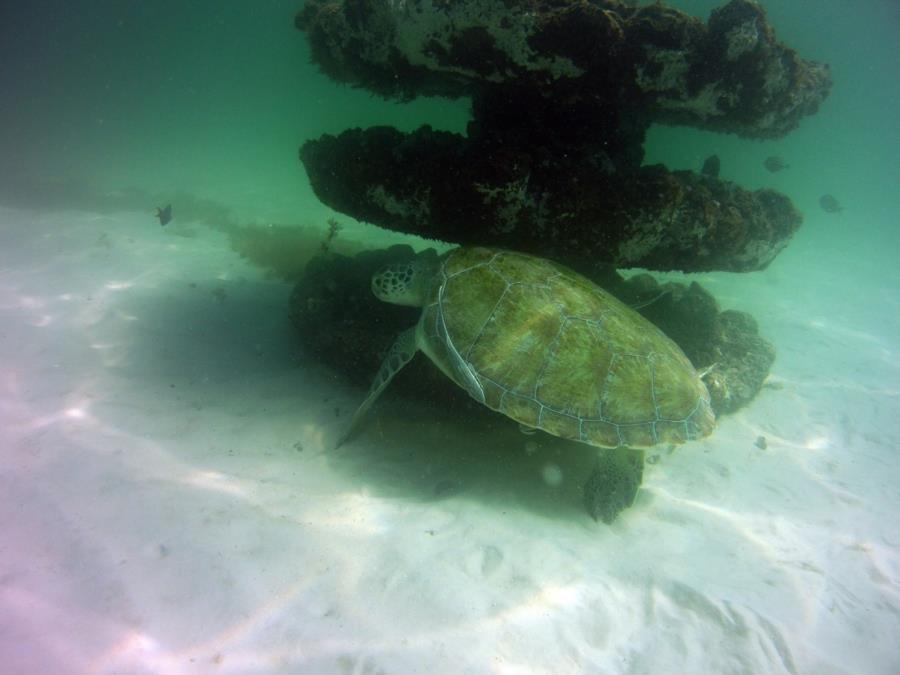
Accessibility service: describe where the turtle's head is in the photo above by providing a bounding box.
[371,250,439,307]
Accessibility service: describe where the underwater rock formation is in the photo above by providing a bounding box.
[291,0,811,469]
[301,125,801,272]
[289,246,775,418]
[296,0,831,139]
[296,0,826,272]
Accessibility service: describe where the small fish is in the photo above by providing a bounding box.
[700,154,720,179]
[763,156,788,173]
[156,204,172,226]
[819,194,843,213]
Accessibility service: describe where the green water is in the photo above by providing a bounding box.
[2,1,897,274]
[0,1,464,230]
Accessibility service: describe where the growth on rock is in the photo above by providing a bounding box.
[301,125,802,273]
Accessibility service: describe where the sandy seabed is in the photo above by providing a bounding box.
[0,206,898,674]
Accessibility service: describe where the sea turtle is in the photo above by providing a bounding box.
[339,247,715,519]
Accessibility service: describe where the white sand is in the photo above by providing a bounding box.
[1,206,898,674]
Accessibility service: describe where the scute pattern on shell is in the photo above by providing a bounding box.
[420,247,715,448]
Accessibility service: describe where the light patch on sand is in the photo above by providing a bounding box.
[182,470,251,499]
[803,435,831,451]
[30,313,54,326]
[19,295,45,309]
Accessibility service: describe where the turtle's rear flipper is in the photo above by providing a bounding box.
[584,448,644,524]
[335,326,417,448]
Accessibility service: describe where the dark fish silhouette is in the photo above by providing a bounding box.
[700,154,720,179]
[763,156,788,173]
[819,194,843,213]
[156,204,172,226]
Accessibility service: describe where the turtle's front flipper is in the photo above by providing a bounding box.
[335,326,418,448]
